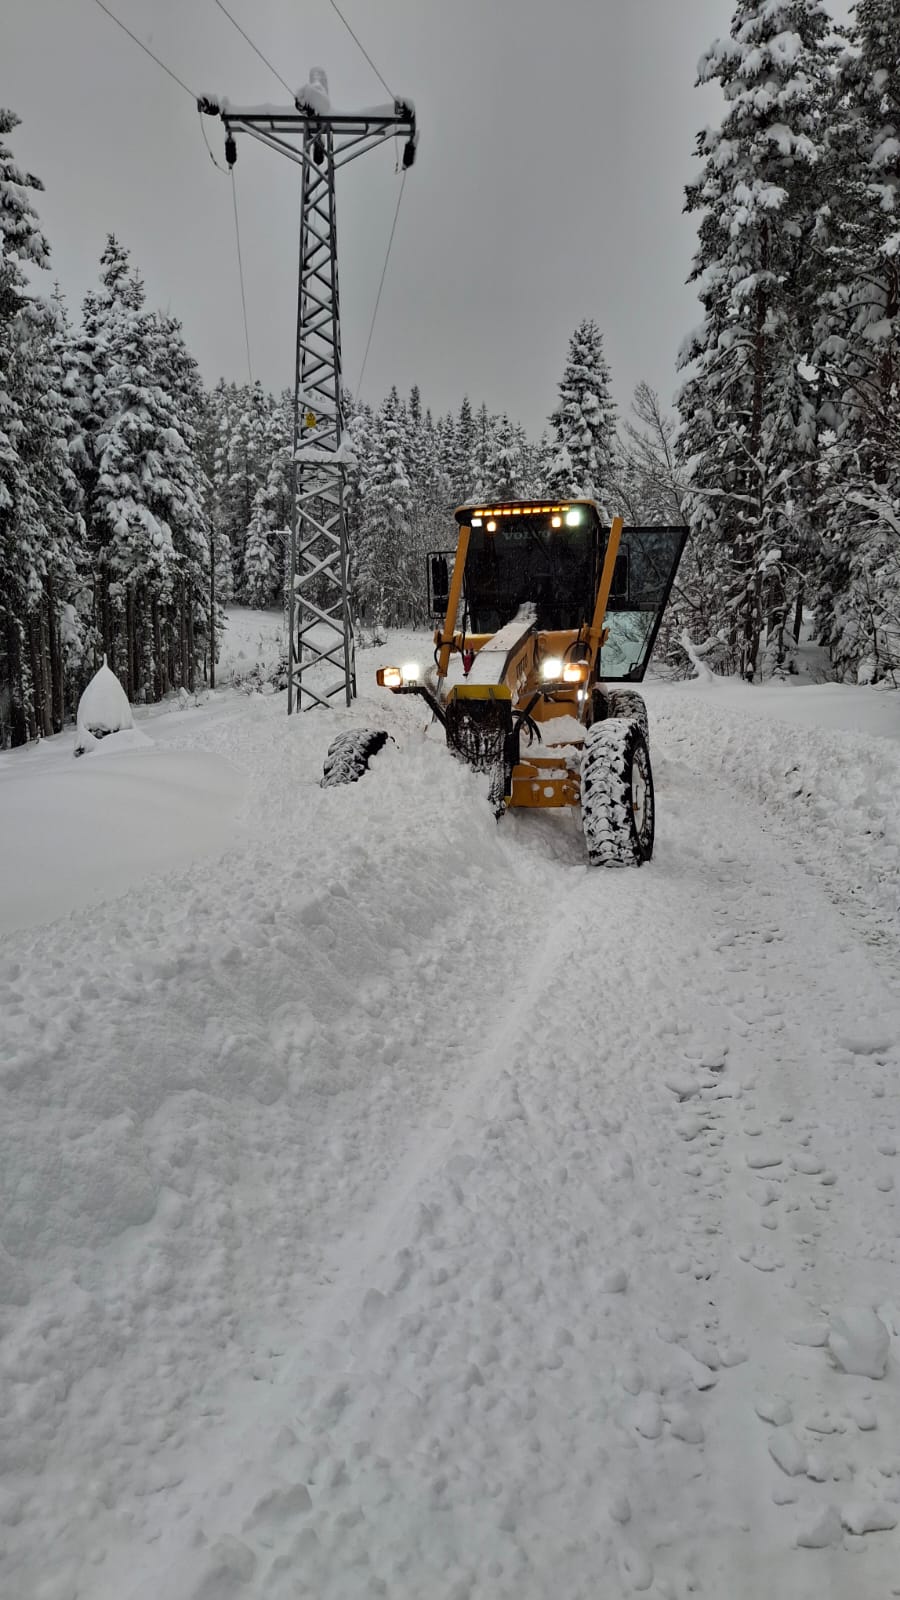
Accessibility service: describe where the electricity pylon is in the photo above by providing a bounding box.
[200,73,416,711]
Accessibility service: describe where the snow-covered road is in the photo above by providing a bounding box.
[1,656,899,1599]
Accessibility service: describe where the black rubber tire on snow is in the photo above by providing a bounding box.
[604,687,649,745]
[581,718,655,867]
[321,728,391,788]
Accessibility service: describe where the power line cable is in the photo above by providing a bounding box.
[326,0,395,101]
[231,170,254,385]
[356,172,405,394]
[89,0,196,100]
[210,0,294,97]
[88,0,254,386]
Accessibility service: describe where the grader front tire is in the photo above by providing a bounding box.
[604,687,649,745]
[580,719,655,867]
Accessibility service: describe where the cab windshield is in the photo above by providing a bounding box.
[458,511,686,682]
[463,510,600,634]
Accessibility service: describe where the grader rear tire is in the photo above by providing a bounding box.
[580,719,654,867]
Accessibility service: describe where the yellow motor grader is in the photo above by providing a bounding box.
[322,500,686,866]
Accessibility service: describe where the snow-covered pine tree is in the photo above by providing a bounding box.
[355,386,412,625]
[242,489,283,608]
[677,1,834,677]
[240,393,291,609]
[471,402,496,500]
[147,311,213,693]
[204,380,240,608]
[33,289,88,731]
[449,395,477,505]
[223,381,270,599]
[197,380,235,690]
[519,430,556,499]
[483,413,521,500]
[404,387,434,619]
[0,110,83,745]
[813,0,900,680]
[74,238,210,700]
[344,393,373,608]
[548,318,617,503]
[407,396,453,617]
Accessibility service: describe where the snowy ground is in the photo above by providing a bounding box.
[1,623,899,1600]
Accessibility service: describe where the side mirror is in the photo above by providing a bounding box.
[429,553,450,617]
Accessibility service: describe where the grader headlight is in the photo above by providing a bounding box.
[563,661,588,683]
[541,657,564,681]
[378,666,403,689]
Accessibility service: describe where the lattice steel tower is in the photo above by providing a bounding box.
[200,74,416,711]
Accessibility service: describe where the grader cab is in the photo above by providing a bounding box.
[323,500,686,866]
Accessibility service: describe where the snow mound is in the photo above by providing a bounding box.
[0,748,246,933]
[75,659,134,755]
[827,1307,890,1379]
[89,726,154,758]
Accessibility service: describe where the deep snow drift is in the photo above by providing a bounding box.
[0,630,898,1600]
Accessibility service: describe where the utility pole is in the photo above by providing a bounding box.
[200,73,416,713]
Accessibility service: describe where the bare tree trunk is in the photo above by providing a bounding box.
[152,596,164,699]
[187,594,195,693]
[129,588,141,702]
[100,570,115,675]
[179,585,190,689]
[792,586,804,646]
[4,606,28,747]
[46,578,64,733]
[28,613,50,737]
[167,606,177,690]
[134,587,145,703]
[209,529,216,689]
[41,596,55,733]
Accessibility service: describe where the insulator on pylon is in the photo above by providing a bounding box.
[313,136,326,167]
[225,133,237,168]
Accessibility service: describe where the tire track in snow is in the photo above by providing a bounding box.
[159,703,900,1600]
[4,687,900,1600]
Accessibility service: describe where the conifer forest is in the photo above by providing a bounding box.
[2,0,899,746]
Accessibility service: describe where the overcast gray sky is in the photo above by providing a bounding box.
[7,1,765,432]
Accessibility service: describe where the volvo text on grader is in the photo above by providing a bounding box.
[322,502,686,867]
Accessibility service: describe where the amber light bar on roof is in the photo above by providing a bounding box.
[471,505,568,517]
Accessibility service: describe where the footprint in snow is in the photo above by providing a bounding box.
[618,1545,654,1592]
[769,1432,807,1476]
[664,1404,705,1444]
[747,1149,784,1170]
[795,1503,842,1548]
[839,1032,895,1057]
[788,1322,830,1348]
[754,1394,792,1426]
[845,1398,877,1431]
[737,1242,783,1272]
[790,1152,824,1175]
[630,1394,663,1439]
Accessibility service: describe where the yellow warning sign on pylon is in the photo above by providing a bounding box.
[304,410,317,429]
